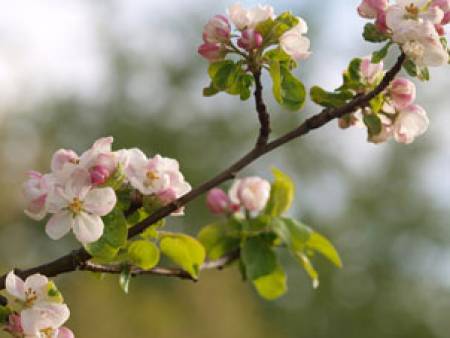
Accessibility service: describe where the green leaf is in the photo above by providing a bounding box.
[46,281,64,303]
[307,231,342,268]
[85,208,128,261]
[119,266,132,294]
[403,59,418,77]
[128,240,160,270]
[269,60,282,103]
[265,167,295,217]
[203,82,220,97]
[255,18,276,38]
[371,42,392,64]
[272,218,311,251]
[279,65,306,111]
[363,113,382,136]
[310,86,354,108]
[241,236,277,280]
[363,23,389,43]
[348,58,362,82]
[160,233,206,279]
[0,305,11,324]
[272,12,300,39]
[209,60,239,91]
[197,223,240,260]
[253,265,288,300]
[369,94,385,114]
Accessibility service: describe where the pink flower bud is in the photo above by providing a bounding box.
[51,149,79,173]
[198,43,225,62]
[435,24,446,35]
[203,15,231,43]
[357,0,388,19]
[89,165,111,186]
[375,11,389,33]
[390,77,416,110]
[237,29,263,50]
[23,171,52,221]
[229,177,271,213]
[6,314,23,335]
[207,188,231,214]
[360,56,384,84]
[443,11,450,24]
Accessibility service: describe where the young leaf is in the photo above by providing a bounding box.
[348,58,362,82]
[119,266,132,294]
[296,253,319,289]
[160,234,206,279]
[85,208,128,261]
[310,86,353,108]
[128,240,160,270]
[210,61,239,91]
[272,218,311,251]
[265,167,295,217]
[307,232,342,268]
[363,113,382,136]
[269,60,282,103]
[241,236,277,280]
[197,223,240,260]
[279,65,306,111]
[0,305,11,324]
[371,42,392,64]
[253,265,288,300]
[363,23,389,42]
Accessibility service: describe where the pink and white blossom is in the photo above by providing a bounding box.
[228,3,274,31]
[198,43,225,62]
[206,188,239,215]
[279,19,311,61]
[45,168,116,244]
[389,77,416,109]
[6,271,51,306]
[360,56,384,84]
[393,104,430,144]
[125,150,191,205]
[23,171,54,221]
[203,15,231,43]
[229,177,271,213]
[20,302,70,338]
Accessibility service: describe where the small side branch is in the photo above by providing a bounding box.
[253,69,271,147]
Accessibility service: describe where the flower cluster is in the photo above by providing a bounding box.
[358,0,450,66]
[198,3,310,62]
[23,137,191,245]
[2,271,73,338]
[339,56,429,144]
[206,176,271,215]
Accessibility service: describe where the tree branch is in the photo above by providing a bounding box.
[253,68,271,147]
[0,53,405,290]
[78,250,240,281]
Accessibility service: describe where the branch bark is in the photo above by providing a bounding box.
[253,68,271,147]
[0,53,405,290]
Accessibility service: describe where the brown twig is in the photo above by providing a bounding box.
[253,68,271,147]
[0,53,405,290]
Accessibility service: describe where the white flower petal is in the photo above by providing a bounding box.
[73,213,104,244]
[83,188,117,216]
[45,211,73,241]
[21,303,70,335]
[6,271,25,301]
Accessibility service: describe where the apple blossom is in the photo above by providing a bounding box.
[237,29,263,50]
[360,56,384,84]
[125,150,191,204]
[6,271,52,307]
[5,313,23,336]
[203,15,231,44]
[357,0,388,19]
[20,302,70,338]
[389,77,416,109]
[45,168,116,244]
[229,177,271,213]
[206,188,239,215]
[386,2,449,66]
[393,104,430,144]
[23,172,54,221]
[279,19,311,61]
[227,3,274,31]
[198,43,225,62]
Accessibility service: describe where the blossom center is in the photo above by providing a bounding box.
[405,3,419,18]
[24,287,38,306]
[41,327,55,338]
[146,170,160,182]
[69,197,84,215]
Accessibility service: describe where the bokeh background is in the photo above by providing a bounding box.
[0,0,449,337]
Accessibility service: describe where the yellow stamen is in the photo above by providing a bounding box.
[69,197,83,215]
[24,287,38,306]
[146,170,160,181]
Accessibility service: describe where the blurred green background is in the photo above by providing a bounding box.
[0,1,449,337]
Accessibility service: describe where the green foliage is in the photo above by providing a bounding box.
[272,218,311,251]
[371,42,392,64]
[306,232,342,268]
[270,62,306,111]
[204,60,254,101]
[47,281,64,303]
[363,23,389,43]
[160,233,206,279]
[403,59,430,81]
[310,86,354,108]
[256,12,299,44]
[265,167,295,217]
[296,252,319,288]
[241,236,277,280]
[128,240,160,270]
[253,265,288,300]
[363,113,382,136]
[0,305,11,324]
[119,266,132,294]
[197,222,240,260]
[85,208,128,261]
